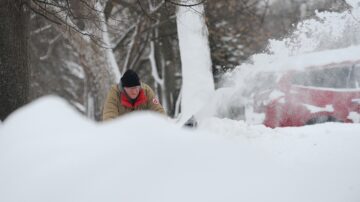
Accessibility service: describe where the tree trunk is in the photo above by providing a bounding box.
[176,1,215,122]
[155,23,178,116]
[0,0,30,121]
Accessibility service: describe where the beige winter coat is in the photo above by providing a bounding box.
[102,83,165,121]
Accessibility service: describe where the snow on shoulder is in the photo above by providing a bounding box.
[1,96,360,202]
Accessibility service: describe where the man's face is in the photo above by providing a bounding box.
[124,86,140,99]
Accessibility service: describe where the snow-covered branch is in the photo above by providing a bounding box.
[96,2,121,82]
[149,0,165,14]
[122,22,139,72]
[39,34,61,60]
[177,0,215,121]
[149,41,164,85]
[30,24,52,35]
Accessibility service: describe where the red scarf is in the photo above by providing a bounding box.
[120,89,147,108]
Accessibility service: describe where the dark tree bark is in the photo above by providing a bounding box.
[0,0,30,121]
[155,10,180,116]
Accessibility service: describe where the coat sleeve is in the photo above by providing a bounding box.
[143,84,166,115]
[102,85,120,121]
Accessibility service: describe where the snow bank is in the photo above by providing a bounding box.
[215,3,360,123]
[1,96,360,202]
[267,2,360,57]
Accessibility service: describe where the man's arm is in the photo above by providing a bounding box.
[143,84,166,115]
[102,85,120,121]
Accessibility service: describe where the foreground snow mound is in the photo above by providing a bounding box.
[199,116,360,138]
[1,96,94,135]
[1,96,360,202]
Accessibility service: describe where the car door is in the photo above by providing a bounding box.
[351,64,360,112]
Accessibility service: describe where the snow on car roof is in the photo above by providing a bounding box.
[253,45,360,73]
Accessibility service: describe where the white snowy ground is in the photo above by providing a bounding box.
[0,96,360,202]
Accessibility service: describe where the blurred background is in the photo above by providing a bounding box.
[0,0,349,121]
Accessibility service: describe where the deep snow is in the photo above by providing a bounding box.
[0,96,360,202]
[2,1,360,201]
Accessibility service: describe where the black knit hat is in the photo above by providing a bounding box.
[121,69,140,87]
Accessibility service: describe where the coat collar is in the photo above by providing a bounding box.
[120,89,147,108]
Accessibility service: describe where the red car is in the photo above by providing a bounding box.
[253,61,360,128]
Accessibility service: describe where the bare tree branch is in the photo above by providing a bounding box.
[142,14,176,33]
[122,23,139,71]
[112,25,136,51]
[128,32,151,70]
[30,0,110,48]
[39,34,61,60]
[261,0,270,24]
[104,0,114,20]
[137,0,157,21]
[112,13,175,52]
[112,0,142,13]
[26,2,62,25]
[31,24,52,35]
[165,0,206,7]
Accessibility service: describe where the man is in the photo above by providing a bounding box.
[102,70,166,121]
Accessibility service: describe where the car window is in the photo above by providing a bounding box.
[291,65,357,89]
[353,64,360,89]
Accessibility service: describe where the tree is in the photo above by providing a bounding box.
[0,0,30,121]
[205,0,269,76]
[176,0,214,122]
[1,0,121,121]
[0,0,210,121]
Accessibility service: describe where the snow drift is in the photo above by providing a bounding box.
[0,96,360,202]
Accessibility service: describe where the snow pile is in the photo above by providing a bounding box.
[208,1,360,122]
[268,0,360,57]
[348,111,360,122]
[1,96,360,202]
[263,2,356,67]
[226,0,360,84]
